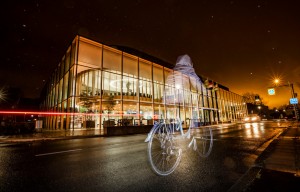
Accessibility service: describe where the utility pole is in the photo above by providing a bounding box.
[273,83,299,121]
[289,83,299,121]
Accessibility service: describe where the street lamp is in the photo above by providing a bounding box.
[274,78,280,86]
[270,78,299,120]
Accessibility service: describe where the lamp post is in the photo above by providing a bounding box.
[272,78,299,120]
[288,83,299,120]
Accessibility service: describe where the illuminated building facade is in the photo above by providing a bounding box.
[40,36,247,131]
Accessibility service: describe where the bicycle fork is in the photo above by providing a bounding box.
[188,137,199,151]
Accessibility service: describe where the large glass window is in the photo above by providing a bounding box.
[94,70,101,96]
[139,80,152,102]
[153,83,163,103]
[102,71,122,96]
[153,64,164,103]
[123,54,138,77]
[70,40,77,68]
[164,85,175,105]
[153,64,163,83]
[184,89,191,107]
[76,66,97,96]
[77,70,89,96]
[122,101,138,125]
[165,105,177,119]
[139,59,152,80]
[164,68,172,85]
[191,92,198,107]
[140,103,153,125]
[103,46,121,72]
[60,61,64,80]
[203,95,208,108]
[78,39,102,68]
[63,72,69,100]
[208,95,213,108]
[55,84,59,105]
[68,67,75,97]
[122,76,138,100]
[154,104,164,120]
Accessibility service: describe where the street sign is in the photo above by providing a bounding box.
[290,98,298,104]
[268,88,275,95]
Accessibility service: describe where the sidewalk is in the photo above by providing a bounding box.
[262,124,300,176]
[229,121,300,191]
[0,128,104,143]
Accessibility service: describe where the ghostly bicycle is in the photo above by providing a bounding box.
[145,118,213,176]
[144,54,214,175]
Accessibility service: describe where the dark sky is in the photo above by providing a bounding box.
[1,0,300,108]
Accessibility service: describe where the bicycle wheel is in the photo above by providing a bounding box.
[148,122,182,176]
[193,127,213,158]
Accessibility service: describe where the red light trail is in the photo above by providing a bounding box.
[0,111,141,117]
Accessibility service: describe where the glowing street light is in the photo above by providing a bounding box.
[268,75,299,120]
[274,78,281,86]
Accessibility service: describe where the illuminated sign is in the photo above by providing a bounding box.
[268,88,275,95]
[290,98,298,104]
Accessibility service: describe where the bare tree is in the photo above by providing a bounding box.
[242,92,264,105]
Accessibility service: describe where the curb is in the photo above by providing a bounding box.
[227,128,286,192]
[0,134,104,144]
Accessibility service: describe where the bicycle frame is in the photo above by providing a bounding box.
[145,118,191,142]
[145,118,213,176]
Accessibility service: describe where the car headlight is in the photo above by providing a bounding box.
[244,117,250,121]
[251,117,257,121]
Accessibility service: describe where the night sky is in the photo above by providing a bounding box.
[1,0,300,108]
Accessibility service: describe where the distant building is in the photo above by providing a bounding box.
[40,36,247,131]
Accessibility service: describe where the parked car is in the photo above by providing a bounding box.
[243,114,261,122]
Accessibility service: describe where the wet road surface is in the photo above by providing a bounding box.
[0,121,292,191]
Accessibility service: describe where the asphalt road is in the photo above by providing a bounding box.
[0,121,291,192]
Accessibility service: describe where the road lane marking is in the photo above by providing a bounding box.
[35,149,82,157]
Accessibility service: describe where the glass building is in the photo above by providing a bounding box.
[40,36,247,132]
